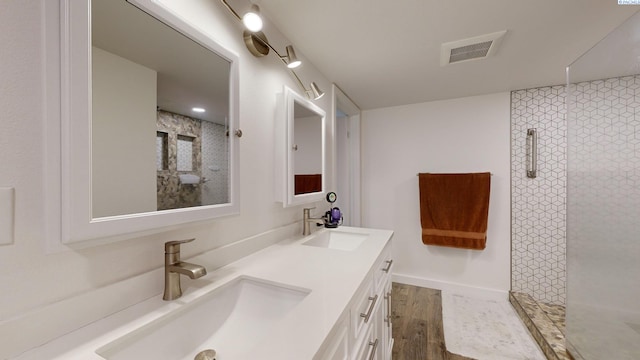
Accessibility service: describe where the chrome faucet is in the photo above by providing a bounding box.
[303,207,326,236]
[163,239,207,301]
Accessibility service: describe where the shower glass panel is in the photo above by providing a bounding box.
[566,11,640,360]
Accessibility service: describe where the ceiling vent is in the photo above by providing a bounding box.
[440,30,507,66]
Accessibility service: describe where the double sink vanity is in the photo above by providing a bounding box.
[33,0,394,358]
[21,226,393,360]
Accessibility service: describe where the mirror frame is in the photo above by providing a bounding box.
[276,86,326,207]
[60,0,240,244]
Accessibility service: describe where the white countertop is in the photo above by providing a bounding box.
[15,226,393,360]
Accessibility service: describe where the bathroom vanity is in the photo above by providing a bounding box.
[24,0,392,358]
[313,231,394,360]
[15,227,393,360]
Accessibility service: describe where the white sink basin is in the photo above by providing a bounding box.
[96,276,310,360]
[302,230,368,251]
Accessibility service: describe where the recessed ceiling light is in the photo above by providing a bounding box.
[192,107,206,113]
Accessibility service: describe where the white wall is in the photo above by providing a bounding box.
[0,0,332,357]
[92,46,158,217]
[361,93,511,297]
[294,115,323,174]
[335,115,351,222]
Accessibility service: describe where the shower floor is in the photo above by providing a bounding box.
[509,292,572,360]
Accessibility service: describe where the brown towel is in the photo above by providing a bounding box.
[418,172,491,250]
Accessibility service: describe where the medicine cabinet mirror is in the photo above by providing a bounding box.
[60,0,239,244]
[276,86,326,207]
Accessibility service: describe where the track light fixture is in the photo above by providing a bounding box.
[243,32,301,69]
[220,0,323,100]
[222,0,300,68]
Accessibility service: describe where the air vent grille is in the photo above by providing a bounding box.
[449,40,493,63]
[440,30,507,66]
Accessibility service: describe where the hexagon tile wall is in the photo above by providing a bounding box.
[511,86,567,305]
[567,75,640,312]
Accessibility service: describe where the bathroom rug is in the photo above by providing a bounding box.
[441,291,546,360]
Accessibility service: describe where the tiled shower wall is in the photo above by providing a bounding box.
[156,110,202,210]
[567,75,640,359]
[511,86,567,305]
[201,121,229,205]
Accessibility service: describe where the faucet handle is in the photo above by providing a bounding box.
[165,238,195,254]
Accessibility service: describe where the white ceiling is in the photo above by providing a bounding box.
[93,0,230,124]
[257,0,638,110]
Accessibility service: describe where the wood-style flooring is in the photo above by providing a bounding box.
[391,283,474,360]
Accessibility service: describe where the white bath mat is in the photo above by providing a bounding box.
[441,292,546,360]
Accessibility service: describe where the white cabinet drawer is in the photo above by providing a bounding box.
[353,300,383,360]
[314,313,349,360]
[351,276,375,341]
[352,320,376,360]
[373,243,393,293]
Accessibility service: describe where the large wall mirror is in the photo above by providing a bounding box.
[276,86,326,207]
[60,0,239,244]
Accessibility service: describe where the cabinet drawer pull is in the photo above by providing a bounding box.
[368,339,379,360]
[382,259,393,273]
[360,294,378,323]
[385,291,392,327]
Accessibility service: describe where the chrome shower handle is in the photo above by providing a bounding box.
[527,128,537,178]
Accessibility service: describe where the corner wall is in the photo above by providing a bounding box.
[511,86,567,305]
[361,93,511,297]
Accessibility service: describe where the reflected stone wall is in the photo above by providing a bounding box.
[156,110,202,210]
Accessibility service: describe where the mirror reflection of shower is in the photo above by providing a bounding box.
[155,111,229,211]
[91,0,231,217]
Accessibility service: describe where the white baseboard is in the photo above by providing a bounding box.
[392,272,509,301]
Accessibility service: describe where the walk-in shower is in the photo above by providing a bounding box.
[566,10,640,360]
[511,11,640,359]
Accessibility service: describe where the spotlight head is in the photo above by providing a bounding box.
[285,45,301,68]
[310,82,324,100]
[242,4,263,32]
